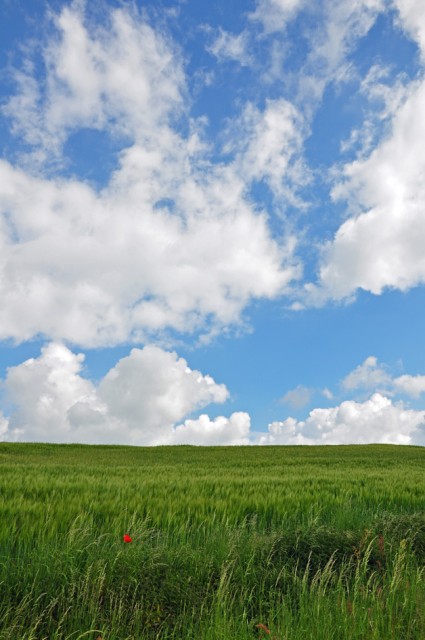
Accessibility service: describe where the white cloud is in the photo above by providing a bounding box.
[3,5,185,154]
[0,413,11,440]
[342,356,425,399]
[227,98,309,207]
[244,0,389,199]
[393,375,425,398]
[250,0,305,33]
[159,412,251,445]
[249,0,384,96]
[0,157,296,345]
[0,4,300,347]
[5,343,102,442]
[97,346,229,443]
[281,384,312,409]
[286,0,385,119]
[393,0,425,57]
[342,356,391,391]
[2,345,425,446]
[261,393,425,445]
[340,64,408,157]
[305,0,425,304]
[308,0,384,73]
[313,75,425,300]
[208,29,252,66]
[1,343,243,445]
[227,0,383,102]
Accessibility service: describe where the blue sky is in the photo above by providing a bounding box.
[1,0,425,445]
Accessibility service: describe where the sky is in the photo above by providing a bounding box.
[1,0,425,446]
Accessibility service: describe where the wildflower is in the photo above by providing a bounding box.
[123,533,133,543]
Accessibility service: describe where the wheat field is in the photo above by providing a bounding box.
[0,443,424,639]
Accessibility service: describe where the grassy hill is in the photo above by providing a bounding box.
[0,443,424,638]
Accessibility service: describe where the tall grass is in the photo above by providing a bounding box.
[0,443,424,638]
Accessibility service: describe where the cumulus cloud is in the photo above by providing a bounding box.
[342,356,391,392]
[238,0,425,312]
[158,412,251,446]
[264,356,425,446]
[342,356,425,399]
[0,4,301,347]
[0,156,297,345]
[1,343,245,445]
[307,0,425,303]
[320,79,425,298]
[5,343,99,442]
[261,393,425,445]
[2,345,425,447]
[97,346,229,443]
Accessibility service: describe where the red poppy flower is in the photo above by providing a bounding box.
[123,533,132,543]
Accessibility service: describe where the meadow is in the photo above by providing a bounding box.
[0,443,424,639]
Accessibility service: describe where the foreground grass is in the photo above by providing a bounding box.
[0,443,424,638]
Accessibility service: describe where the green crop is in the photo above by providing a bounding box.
[0,443,424,639]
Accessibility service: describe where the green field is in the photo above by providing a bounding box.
[1,443,424,639]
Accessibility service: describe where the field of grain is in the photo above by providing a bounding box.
[0,443,424,639]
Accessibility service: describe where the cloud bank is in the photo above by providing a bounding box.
[0,4,300,348]
[3,1,425,343]
[1,343,247,445]
[263,394,425,445]
[1,346,423,447]
[1,0,425,447]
